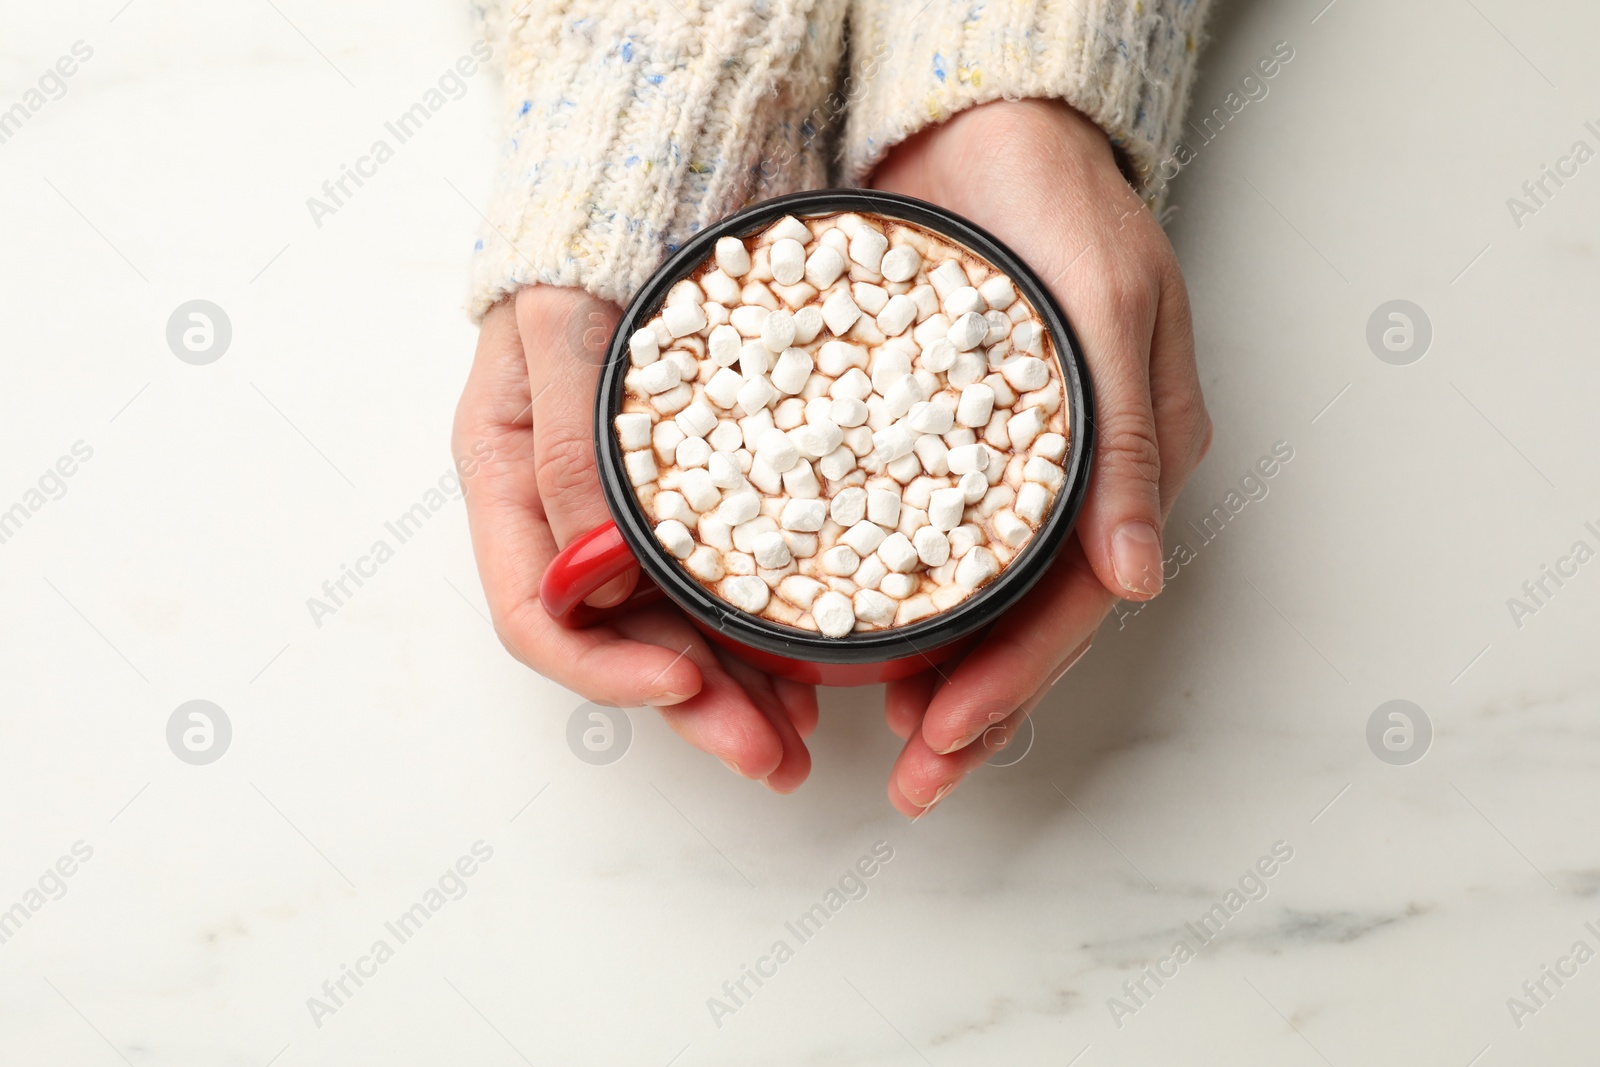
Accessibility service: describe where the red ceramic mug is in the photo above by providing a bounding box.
[539,190,1095,687]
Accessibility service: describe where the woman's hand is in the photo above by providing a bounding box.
[453,287,817,792]
[869,99,1212,816]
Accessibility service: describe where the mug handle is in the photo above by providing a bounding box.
[539,521,664,627]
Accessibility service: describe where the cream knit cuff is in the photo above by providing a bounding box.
[844,0,1214,199]
[467,0,847,320]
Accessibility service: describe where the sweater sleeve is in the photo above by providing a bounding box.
[842,0,1214,199]
[468,0,848,320]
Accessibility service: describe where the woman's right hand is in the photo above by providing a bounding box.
[453,287,816,792]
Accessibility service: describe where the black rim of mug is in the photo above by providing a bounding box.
[594,189,1096,666]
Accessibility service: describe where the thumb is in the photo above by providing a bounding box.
[1072,289,1165,601]
[518,286,636,606]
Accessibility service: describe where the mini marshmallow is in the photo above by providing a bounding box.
[955,546,999,589]
[978,274,1016,310]
[912,434,949,477]
[625,449,658,487]
[736,375,778,415]
[707,451,743,489]
[637,360,681,395]
[773,396,805,429]
[887,451,922,484]
[879,572,918,599]
[805,246,846,289]
[1000,356,1049,391]
[816,340,866,377]
[869,347,913,394]
[675,400,717,439]
[629,328,660,367]
[909,283,939,321]
[872,423,917,463]
[820,544,860,576]
[733,517,777,555]
[615,412,651,450]
[781,458,821,498]
[755,427,799,473]
[819,445,857,480]
[770,348,813,394]
[667,279,702,306]
[717,490,760,525]
[830,486,867,527]
[849,229,888,272]
[853,589,897,627]
[830,396,869,427]
[780,574,825,609]
[655,519,694,559]
[896,595,938,626]
[705,367,743,408]
[678,468,719,512]
[792,304,823,343]
[948,311,989,351]
[944,286,985,317]
[851,281,889,316]
[913,526,950,567]
[654,490,695,525]
[743,280,777,309]
[867,487,901,527]
[947,443,989,475]
[1012,320,1044,355]
[883,374,926,419]
[1033,433,1067,462]
[781,498,827,532]
[703,269,741,306]
[927,487,965,531]
[984,311,1011,346]
[707,324,742,367]
[908,400,954,435]
[842,520,887,556]
[912,313,951,348]
[956,383,995,428]
[978,484,1015,517]
[948,525,984,557]
[842,424,875,457]
[880,246,922,282]
[877,532,919,573]
[725,551,756,576]
[792,419,843,458]
[930,260,968,299]
[1015,481,1050,524]
[685,545,724,581]
[675,437,710,468]
[730,304,767,337]
[811,591,856,637]
[958,470,989,504]
[947,350,987,389]
[663,303,706,338]
[1005,407,1045,452]
[822,289,861,335]
[919,338,957,373]
[753,531,793,569]
[761,215,807,243]
[877,294,917,336]
[716,236,752,277]
[761,309,797,352]
[994,509,1030,548]
[1024,455,1065,489]
[770,238,806,286]
[721,575,770,614]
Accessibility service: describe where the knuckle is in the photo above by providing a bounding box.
[534,425,599,501]
[1098,418,1162,486]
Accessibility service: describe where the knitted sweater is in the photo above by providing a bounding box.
[468,0,1213,320]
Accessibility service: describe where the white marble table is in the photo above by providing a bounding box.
[3,1,1597,1063]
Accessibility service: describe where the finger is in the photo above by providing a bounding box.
[717,653,813,793]
[456,301,702,706]
[1148,267,1211,519]
[652,650,789,783]
[888,706,1038,818]
[518,287,624,550]
[1058,255,1166,602]
[885,668,939,741]
[917,541,1111,756]
[771,677,820,740]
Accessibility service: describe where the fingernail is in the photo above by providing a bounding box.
[644,691,691,707]
[1112,521,1164,598]
[722,757,746,778]
[910,778,962,820]
[937,708,1010,755]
